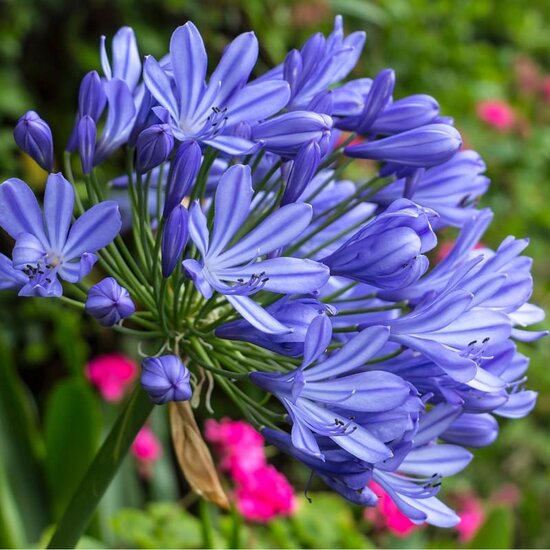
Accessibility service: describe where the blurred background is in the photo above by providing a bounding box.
[0,0,549,547]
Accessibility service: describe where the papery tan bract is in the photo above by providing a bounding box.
[169,401,230,509]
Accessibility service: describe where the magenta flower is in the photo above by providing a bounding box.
[365,481,422,537]
[476,100,515,132]
[235,464,296,522]
[85,353,137,402]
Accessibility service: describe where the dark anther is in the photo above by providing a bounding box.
[468,340,477,346]
[482,337,490,343]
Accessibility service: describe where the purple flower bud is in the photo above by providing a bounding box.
[13,111,54,172]
[79,71,107,121]
[283,49,302,99]
[345,123,462,167]
[162,205,189,277]
[322,199,437,289]
[356,68,395,134]
[371,94,440,135]
[251,111,333,157]
[163,140,202,217]
[141,355,192,404]
[282,141,321,205]
[135,123,174,173]
[77,115,97,175]
[85,277,135,326]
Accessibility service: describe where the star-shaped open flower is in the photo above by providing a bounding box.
[183,164,330,334]
[0,173,121,297]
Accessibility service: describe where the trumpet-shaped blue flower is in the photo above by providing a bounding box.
[143,22,291,154]
[0,173,121,297]
[322,199,437,289]
[251,317,414,463]
[184,164,330,334]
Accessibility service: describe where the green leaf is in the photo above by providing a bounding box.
[467,506,513,549]
[0,333,49,544]
[44,378,102,519]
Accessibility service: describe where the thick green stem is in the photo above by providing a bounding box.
[46,386,154,549]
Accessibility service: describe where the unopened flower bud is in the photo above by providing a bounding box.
[77,115,97,175]
[13,111,54,172]
[345,123,462,167]
[85,277,135,326]
[162,205,189,277]
[136,123,174,174]
[163,140,202,217]
[141,355,192,404]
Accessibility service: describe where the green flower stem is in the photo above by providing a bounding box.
[47,385,154,549]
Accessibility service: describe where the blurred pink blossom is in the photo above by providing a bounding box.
[235,464,296,522]
[85,353,137,402]
[131,425,162,479]
[364,481,422,537]
[205,418,266,479]
[456,493,485,543]
[491,483,520,507]
[132,425,162,462]
[476,100,516,132]
[205,418,296,522]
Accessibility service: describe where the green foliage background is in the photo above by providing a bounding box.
[0,0,549,548]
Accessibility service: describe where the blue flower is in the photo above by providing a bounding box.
[251,316,414,462]
[0,173,121,297]
[322,199,437,289]
[183,164,330,334]
[143,22,291,154]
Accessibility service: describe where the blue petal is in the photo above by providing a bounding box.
[208,31,258,108]
[0,253,27,290]
[307,325,390,380]
[0,178,48,246]
[209,164,253,257]
[226,294,291,335]
[143,56,180,123]
[111,27,141,90]
[401,444,472,477]
[215,203,313,267]
[44,173,74,253]
[94,79,137,164]
[302,371,410,412]
[170,23,207,122]
[225,81,290,127]
[62,201,121,260]
[188,201,210,257]
[12,232,47,268]
[59,252,98,283]
[302,315,333,367]
[216,257,329,294]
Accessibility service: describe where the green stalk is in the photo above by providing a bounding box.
[46,386,154,549]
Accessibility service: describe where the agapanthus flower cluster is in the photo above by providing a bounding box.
[0,16,545,528]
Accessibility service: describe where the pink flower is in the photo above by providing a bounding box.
[364,481,422,537]
[205,418,266,478]
[205,418,297,522]
[455,493,485,543]
[85,353,137,402]
[131,425,162,462]
[235,464,296,522]
[476,100,516,132]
